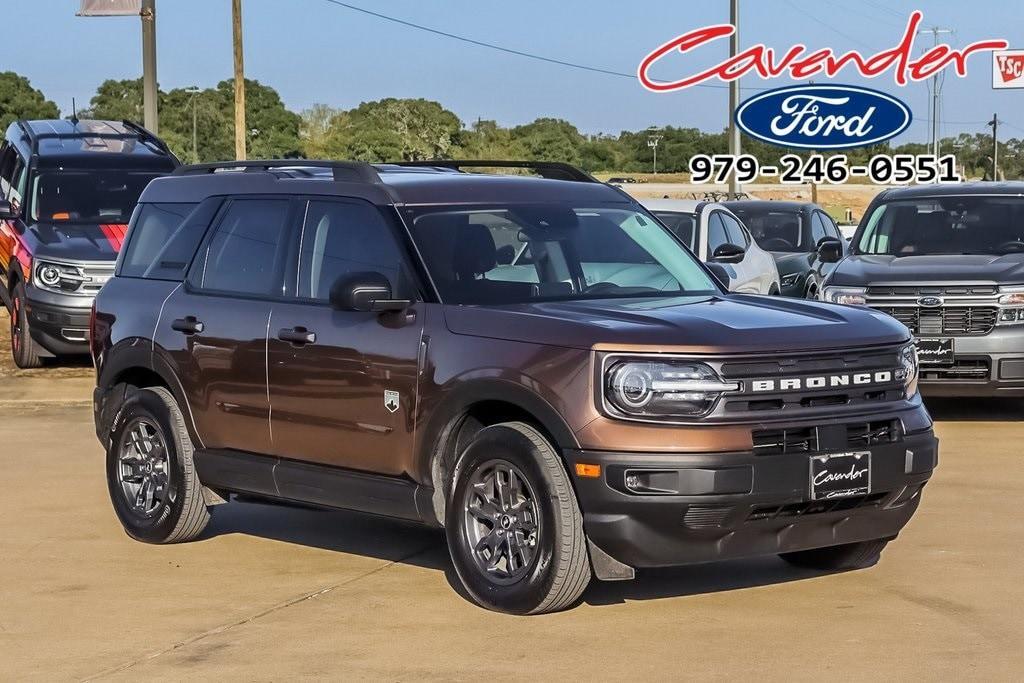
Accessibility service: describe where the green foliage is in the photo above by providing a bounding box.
[0,72,60,133]
[314,98,463,162]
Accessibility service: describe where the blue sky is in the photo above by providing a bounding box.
[6,1,1024,143]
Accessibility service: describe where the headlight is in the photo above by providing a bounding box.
[822,285,867,305]
[780,272,801,287]
[32,260,86,294]
[997,285,1024,325]
[604,358,738,420]
[896,343,919,397]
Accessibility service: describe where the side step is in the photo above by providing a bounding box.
[194,449,436,525]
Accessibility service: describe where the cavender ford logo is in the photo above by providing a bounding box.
[750,370,894,393]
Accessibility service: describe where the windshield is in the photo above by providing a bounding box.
[731,208,806,252]
[651,211,696,250]
[858,196,1024,256]
[32,170,161,224]
[408,204,718,305]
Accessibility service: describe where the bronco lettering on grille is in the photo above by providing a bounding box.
[750,371,894,393]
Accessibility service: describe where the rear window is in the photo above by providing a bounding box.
[119,203,203,280]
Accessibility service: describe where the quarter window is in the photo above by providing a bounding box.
[707,212,729,253]
[198,199,291,296]
[811,211,829,244]
[120,203,202,280]
[720,213,749,247]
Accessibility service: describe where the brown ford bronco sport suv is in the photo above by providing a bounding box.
[91,159,936,614]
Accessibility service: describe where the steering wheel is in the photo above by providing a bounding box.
[996,240,1024,253]
[761,237,795,251]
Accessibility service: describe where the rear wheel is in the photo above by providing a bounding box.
[446,422,591,614]
[780,538,891,570]
[106,386,210,543]
[805,281,819,300]
[9,282,42,369]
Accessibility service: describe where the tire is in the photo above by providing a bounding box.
[779,538,891,571]
[106,386,210,544]
[9,282,42,369]
[446,422,591,614]
[805,282,819,300]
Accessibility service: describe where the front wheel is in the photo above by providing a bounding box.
[446,422,591,614]
[9,282,42,368]
[780,538,891,570]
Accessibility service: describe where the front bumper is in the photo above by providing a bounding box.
[917,327,1024,397]
[565,429,937,570]
[25,285,94,356]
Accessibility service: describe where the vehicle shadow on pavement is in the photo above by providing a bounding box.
[922,397,1021,421]
[583,558,827,606]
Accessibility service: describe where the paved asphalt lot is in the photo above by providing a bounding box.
[1,389,1022,680]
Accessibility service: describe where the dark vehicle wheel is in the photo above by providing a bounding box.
[804,281,819,300]
[768,284,781,296]
[106,386,210,544]
[9,282,42,369]
[780,538,891,570]
[446,422,591,614]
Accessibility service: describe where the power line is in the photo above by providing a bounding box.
[784,0,880,52]
[318,0,759,91]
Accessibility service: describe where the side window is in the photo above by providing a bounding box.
[197,199,291,296]
[720,212,749,247]
[820,211,841,240]
[810,211,829,244]
[0,145,16,199]
[296,200,407,301]
[8,157,26,213]
[120,202,203,280]
[707,212,729,253]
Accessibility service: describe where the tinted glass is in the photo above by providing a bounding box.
[811,212,829,244]
[409,204,717,305]
[720,213,748,247]
[707,212,729,253]
[858,196,1024,256]
[120,203,202,280]
[733,208,805,252]
[820,212,841,239]
[199,199,290,295]
[652,211,696,250]
[32,170,161,223]
[0,146,16,199]
[296,200,406,301]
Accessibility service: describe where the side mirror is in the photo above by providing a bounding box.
[705,262,731,290]
[329,271,410,312]
[817,238,843,264]
[711,243,745,264]
[495,244,515,265]
[0,199,15,220]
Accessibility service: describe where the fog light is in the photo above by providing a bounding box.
[1001,310,1017,322]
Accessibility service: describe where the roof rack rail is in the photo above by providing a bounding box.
[171,159,382,184]
[393,160,599,183]
[120,119,175,157]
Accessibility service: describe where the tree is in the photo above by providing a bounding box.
[0,72,60,132]
[215,78,301,159]
[509,118,585,166]
[300,104,343,159]
[323,98,463,162]
[79,78,156,123]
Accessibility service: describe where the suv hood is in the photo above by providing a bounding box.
[29,222,127,262]
[830,254,1024,286]
[443,294,908,353]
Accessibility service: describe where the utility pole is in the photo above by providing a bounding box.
[232,0,247,160]
[727,0,741,196]
[918,25,953,158]
[988,113,1000,181]
[647,132,662,174]
[141,0,158,133]
[186,86,201,164]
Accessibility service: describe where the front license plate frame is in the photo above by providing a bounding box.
[916,337,955,366]
[809,451,871,500]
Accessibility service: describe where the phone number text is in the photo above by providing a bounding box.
[689,153,961,185]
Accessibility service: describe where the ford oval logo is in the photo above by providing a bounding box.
[735,84,912,150]
[918,296,943,307]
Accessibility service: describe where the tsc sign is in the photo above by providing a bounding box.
[993,50,1024,89]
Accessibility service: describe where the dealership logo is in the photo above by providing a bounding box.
[749,370,894,393]
[734,85,911,150]
[638,11,1007,92]
[993,50,1024,89]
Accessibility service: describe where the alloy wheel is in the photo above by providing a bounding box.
[461,459,541,585]
[116,418,173,518]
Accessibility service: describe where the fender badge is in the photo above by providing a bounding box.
[384,390,400,414]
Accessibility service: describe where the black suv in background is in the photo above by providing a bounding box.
[728,200,847,299]
[91,159,934,614]
[822,183,1024,397]
[0,119,178,366]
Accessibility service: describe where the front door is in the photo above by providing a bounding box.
[266,198,425,475]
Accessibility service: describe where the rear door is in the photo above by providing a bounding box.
[266,198,425,475]
[156,197,296,454]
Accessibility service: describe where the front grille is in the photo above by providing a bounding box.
[866,285,997,297]
[920,358,991,381]
[747,492,889,521]
[753,419,902,456]
[79,264,114,294]
[871,305,997,336]
[683,505,732,529]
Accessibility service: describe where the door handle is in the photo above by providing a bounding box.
[278,327,316,346]
[171,316,204,335]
